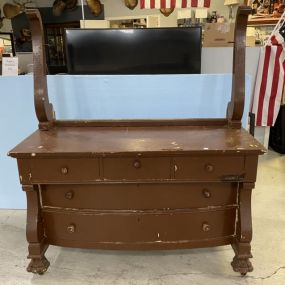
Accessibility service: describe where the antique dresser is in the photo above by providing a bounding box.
[8,7,265,275]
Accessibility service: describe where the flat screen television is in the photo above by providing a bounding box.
[65,27,201,75]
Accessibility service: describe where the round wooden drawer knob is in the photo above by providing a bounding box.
[203,189,211,198]
[65,191,74,200]
[202,223,211,232]
[133,160,141,169]
[205,164,214,173]
[67,224,76,233]
[61,167,69,175]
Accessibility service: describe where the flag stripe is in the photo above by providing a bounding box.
[272,55,285,124]
[261,46,276,125]
[261,46,278,126]
[252,45,285,127]
[204,0,211,7]
[251,49,264,116]
[192,0,198,7]
[267,46,282,125]
[256,46,271,125]
[141,0,210,8]
[176,0,182,8]
[271,35,279,45]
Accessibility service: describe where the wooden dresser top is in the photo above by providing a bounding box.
[9,126,266,158]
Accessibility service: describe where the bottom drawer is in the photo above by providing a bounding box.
[43,208,236,247]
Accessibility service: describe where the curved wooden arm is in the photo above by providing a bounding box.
[227,6,251,128]
[26,9,54,130]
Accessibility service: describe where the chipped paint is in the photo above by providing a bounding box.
[36,88,44,95]
[31,153,36,157]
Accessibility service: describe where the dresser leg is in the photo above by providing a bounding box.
[231,182,254,276]
[23,185,50,274]
[27,255,50,275]
[231,243,253,275]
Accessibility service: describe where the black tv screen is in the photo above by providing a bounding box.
[65,27,201,75]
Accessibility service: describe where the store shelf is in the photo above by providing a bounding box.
[248,17,281,26]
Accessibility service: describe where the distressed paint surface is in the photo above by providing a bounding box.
[9,127,265,158]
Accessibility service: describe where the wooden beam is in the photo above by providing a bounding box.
[227,6,252,128]
[26,9,54,130]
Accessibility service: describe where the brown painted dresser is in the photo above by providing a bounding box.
[8,7,265,276]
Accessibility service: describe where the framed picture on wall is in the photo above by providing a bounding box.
[0,33,16,58]
[11,13,32,53]
[246,0,285,18]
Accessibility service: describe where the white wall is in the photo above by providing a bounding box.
[0,17,12,32]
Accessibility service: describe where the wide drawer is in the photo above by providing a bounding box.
[174,156,245,181]
[103,157,171,180]
[41,183,237,210]
[43,208,236,245]
[30,159,100,183]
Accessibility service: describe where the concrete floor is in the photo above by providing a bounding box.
[0,150,284,285]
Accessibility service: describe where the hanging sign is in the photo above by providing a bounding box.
[2,57,18,76]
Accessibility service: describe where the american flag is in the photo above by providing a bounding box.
[251,24,285,127]
[140,0,211,9]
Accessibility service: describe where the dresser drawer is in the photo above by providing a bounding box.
[43,208,236,246]
[174,156,245,181]
[30,159,100,183]
[103,157,171,180]
[41,183,237,210]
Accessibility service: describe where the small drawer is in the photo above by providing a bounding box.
[41,183,237,210]
[103,157,171,180]
[30,158,99,183]
[174,156,245,181]
[43,208,236,246]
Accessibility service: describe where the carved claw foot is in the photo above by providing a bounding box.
[231,256,253,276]
[27,256,50,275]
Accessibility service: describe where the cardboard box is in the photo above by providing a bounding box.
[203,23,235,47]
[246,36,256,47]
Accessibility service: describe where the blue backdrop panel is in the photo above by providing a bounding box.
[0,74,251,209]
